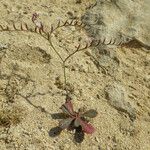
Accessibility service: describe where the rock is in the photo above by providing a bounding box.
[105,82,136,121]
[82,0,150,49]
[0,43,9,50]
[92,47,120,76]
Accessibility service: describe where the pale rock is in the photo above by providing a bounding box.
[82,0,150,49]
[104,82,136,121]
[0,43,9,50]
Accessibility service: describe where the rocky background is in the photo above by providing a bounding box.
[0,0,150,150]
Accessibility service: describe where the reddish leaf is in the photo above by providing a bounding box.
[78,119,95,134]
[61,100,74,116]
[65,100,74,113]
[60,105,72,115]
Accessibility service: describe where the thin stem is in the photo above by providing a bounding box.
[49,35,64,62]
[63,47,88,63]
[62,62,68,96]
[0,27,65,62]
[0,21,92,99]
[0,29,65,61]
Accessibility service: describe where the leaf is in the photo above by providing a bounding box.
[60,100,75,116]
[78,119,95,134]
[74,126,84,143]
[60,105,71,115]
[49,126,62,137]
[64,100,74,114]
[51,113,69,119]
[59,118,74,129]
[81,109,98,118]
[74,118,80,127]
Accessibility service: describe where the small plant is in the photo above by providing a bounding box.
[50,97,98,142]
[59,97,98,134]
[0,13,121,142]
[52,98,98,134]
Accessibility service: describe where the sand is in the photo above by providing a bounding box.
[0,0,150,150]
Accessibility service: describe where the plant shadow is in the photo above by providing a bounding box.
[49,126,85,143]
[49,113,85,143]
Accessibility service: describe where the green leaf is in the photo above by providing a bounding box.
[82,109,98,118]
[51,113,69,119]
[59,118,74,129]
[74,118,80,127]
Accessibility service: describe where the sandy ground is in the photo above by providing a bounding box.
[0,0,150,150]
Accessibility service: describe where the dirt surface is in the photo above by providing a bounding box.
[0,0,150,150]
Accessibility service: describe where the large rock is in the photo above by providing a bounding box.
[105,82,136,121]
[82,0,150,49]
